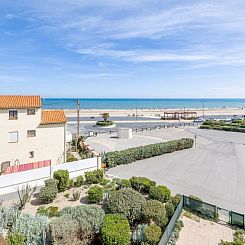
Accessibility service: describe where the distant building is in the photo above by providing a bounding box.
[0,95,67,173]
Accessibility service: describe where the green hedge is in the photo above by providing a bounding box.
[101,214,131,245]
[53,170,69,192]
[200,125,245,133]
[96,121,114,126]
[104,138,194,167]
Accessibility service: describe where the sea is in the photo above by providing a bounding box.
[42,98,245,110]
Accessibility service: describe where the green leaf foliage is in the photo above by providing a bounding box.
[149,185,171,203]
[85,169,104,184]
[101,214,131,245]
[53,170,69,192]
[142,200,167,228]
[130,176,156,193]
[88,186,103,204]
[143,224,162,245]
[105,138,194,167]
[6,232,25,245]
[105,188,146,224]
[39,179,58,204]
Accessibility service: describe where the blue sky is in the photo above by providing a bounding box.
[0,0,245,98]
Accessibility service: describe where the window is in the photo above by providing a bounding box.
[9,110,18,120]
[8,131,18,143]
[29,151,34,158]
[27,130,36,137]
[27,109,35,115]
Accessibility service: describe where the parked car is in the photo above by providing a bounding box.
[194,117,205,123]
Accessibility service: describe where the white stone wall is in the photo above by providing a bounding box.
[0,108,66,167]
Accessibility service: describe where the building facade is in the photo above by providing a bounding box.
[0,95,67,173]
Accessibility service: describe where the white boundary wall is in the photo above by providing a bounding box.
[0,157,99,195]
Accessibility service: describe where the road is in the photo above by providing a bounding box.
[108,128,245,213]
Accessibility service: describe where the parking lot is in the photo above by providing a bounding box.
[96,128,245,213]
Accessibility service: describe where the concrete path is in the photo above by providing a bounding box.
[108,129,245,213]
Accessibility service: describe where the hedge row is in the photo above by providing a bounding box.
[104,138,194,167]
[200,125,245,133]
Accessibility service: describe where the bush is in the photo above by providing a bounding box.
[50,216,81,245]
[68,179,74,189]
[96,121,114,126]
[85,169,104,184]
[58,204,105,233]
[130,176,156,193]
[6,233,25,245]
[171,194,182,207]
[0,206,20,232]
[74,175,84,187]
[88,186,103,204]
[53,170,69,192]
[104,138,194,167]
[132,224,148,244]
[142,200,167,228]
[100,179,111,186]
[12,214,49,245]
[54,205,105,244]
[36,206,58,218]
[149,185,171,203]
[72,190,81,201]
[101,214,131,245]
[112,178,131,189]
[39,179,58,204]
[165,201,175,219]
[143,224,162,245]
[105,188,146,224]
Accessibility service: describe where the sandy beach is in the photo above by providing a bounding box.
[64,107,245,118]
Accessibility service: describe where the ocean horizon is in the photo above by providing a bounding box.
[42,98,245,110]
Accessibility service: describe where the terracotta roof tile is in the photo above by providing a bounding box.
[41,110,67,124]
[0,95,41,108]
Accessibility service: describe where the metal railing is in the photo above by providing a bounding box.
[159,195,245,245]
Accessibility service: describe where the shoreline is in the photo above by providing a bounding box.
[63,107,245,118]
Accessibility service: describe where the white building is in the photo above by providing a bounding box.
[0,95,67,173]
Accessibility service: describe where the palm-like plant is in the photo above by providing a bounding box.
[102,113,109,122]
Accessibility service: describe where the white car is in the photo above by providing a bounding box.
[194,118,205,123]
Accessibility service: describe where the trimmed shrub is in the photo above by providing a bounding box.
[132,224,148,244]
[112,178,131,189]
[165,201,175,219]
[104,138,194,167]
[12,214,49,245]
[74,175,84,187]
[6,233,25,245]
[85,169,104,184]
[57,205,105,233]
[105,188,146,224]
[130,176,156,193]
[88,186,103,204]
[39,179,58,204]
[54,205,105,244]
[143,224,162,245]
[96,121,114,126]
[149,185,171,203]
[142,200,167,228]
[67,179,74,189]
[101,214,131,245]
[50,217,81,245]
[53,170,69,192]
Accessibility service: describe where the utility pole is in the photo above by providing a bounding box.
[76,99,80,152]
[136,102,138,121]
[202,103,205,119]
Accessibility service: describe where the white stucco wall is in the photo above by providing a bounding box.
[0,108,66,167]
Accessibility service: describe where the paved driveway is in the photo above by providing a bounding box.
[108,129,245,213]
